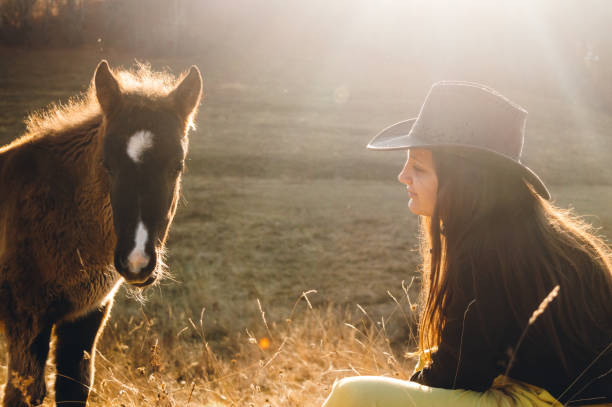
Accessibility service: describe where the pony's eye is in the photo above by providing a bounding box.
[102,161,113,175]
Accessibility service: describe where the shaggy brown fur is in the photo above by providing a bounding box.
[0,60,202,406]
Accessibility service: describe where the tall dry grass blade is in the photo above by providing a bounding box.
[386,289,416,345]
[503,285,560,382]
[453,298,476,388]
[257,298,273,340]
[261,337,288,369]
[186,381,196,406]
[402,277,417,310]
[558,340,612,404]
[528,285,560,325]
[176,326,189,338]
[287,289,318,321]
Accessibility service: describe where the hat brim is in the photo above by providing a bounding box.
[367,119,551,200]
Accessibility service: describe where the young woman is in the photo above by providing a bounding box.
[322,82,612,406]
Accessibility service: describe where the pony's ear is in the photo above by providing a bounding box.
[169,66,203,120]
[94,60,121,115]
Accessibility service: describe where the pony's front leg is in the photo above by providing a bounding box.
[54,302,112,406]
[3,324,52,407]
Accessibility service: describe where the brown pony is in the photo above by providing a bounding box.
[0,60,202,406]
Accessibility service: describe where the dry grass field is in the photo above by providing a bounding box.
[0,47,611,406]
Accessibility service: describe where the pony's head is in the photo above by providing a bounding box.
[94,60,202,287]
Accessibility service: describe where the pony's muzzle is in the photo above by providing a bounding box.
[114,250,157,286]
[127,250,150,274]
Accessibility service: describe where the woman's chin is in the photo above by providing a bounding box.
[409,201,432,217]
[408,200,419,215]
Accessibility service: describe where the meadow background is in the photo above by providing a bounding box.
[1,1,612,405]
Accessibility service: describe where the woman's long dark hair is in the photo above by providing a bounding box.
[418,148,612,370]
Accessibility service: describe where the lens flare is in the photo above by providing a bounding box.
[258,337,271,350]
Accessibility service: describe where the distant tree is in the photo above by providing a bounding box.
[0,0,37,44]
[57,0,83,45]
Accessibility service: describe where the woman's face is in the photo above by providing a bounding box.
[397,149,438,216]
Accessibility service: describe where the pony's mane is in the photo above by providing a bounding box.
[22,62,185,141]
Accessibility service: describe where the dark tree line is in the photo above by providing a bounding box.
[0,0,195,52]
[1,0,87,46]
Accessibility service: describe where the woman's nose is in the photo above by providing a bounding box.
[398,164,412,185]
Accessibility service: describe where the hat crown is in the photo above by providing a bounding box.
[411,81,527,160]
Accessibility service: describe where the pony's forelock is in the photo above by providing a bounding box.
[113,61,180,97]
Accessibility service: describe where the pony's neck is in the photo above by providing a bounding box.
[57,118,112,207]
[72,123,115,252]
[82,123,110,195]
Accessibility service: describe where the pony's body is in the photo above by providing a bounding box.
[0,61,202,407]
[0,113,118,323]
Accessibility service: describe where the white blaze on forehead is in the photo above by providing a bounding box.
[126,130,154,163]
[127,221,150,274]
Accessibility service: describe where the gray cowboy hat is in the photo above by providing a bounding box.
[367,81,550,200]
